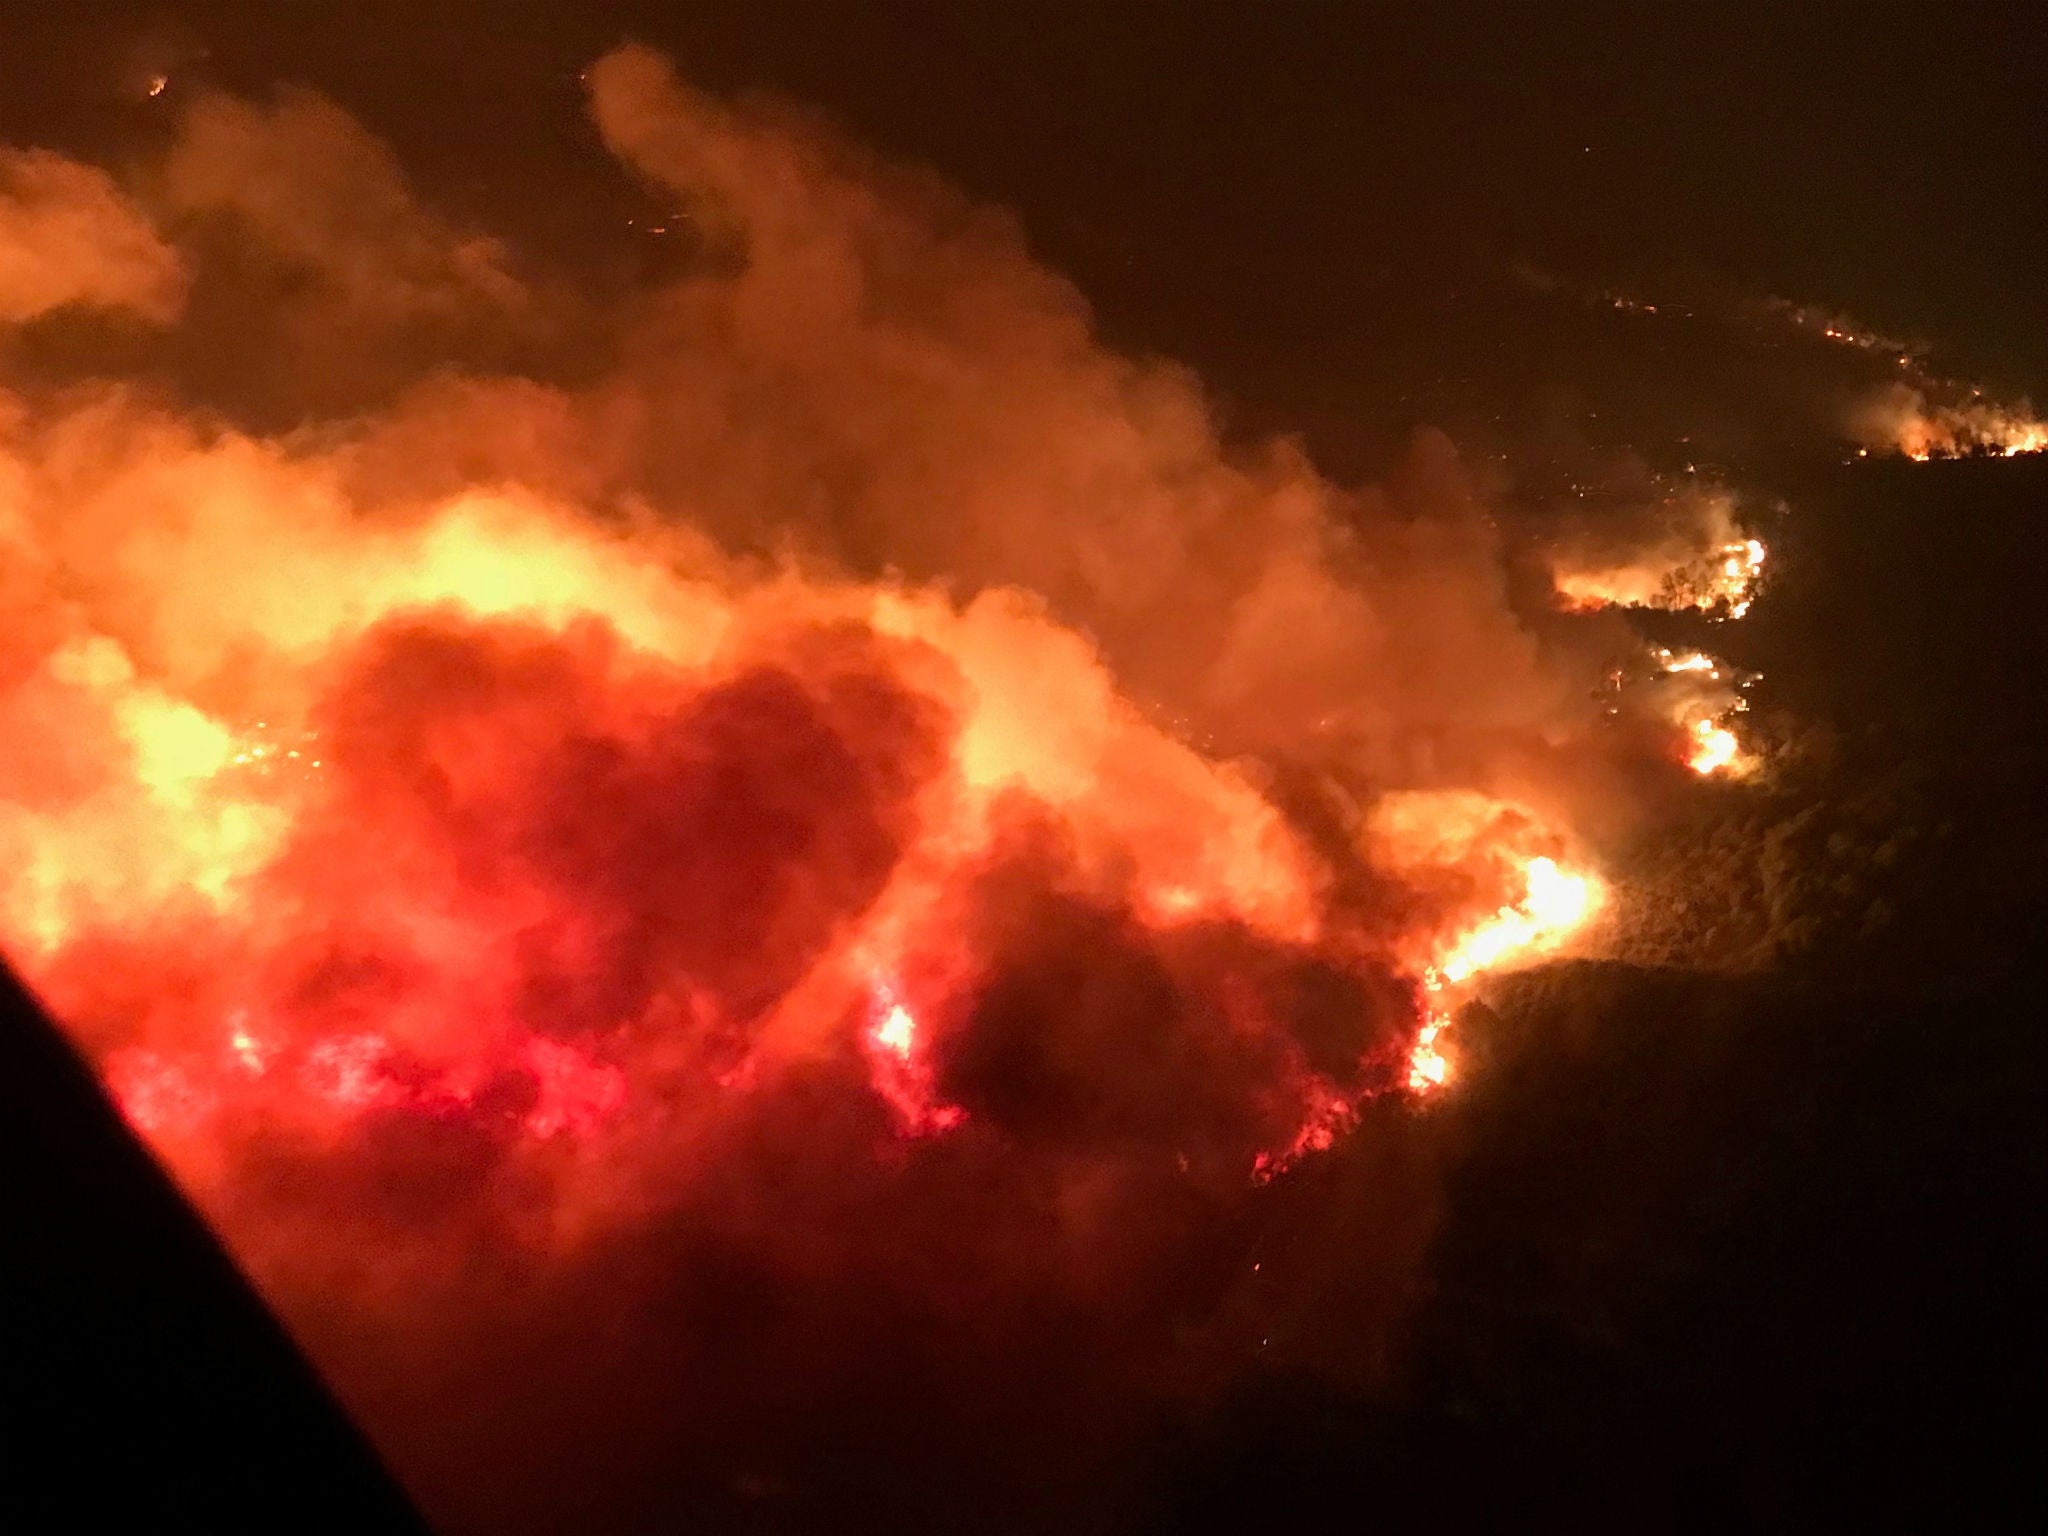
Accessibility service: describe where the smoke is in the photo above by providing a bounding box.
[0,44,1756,1532]
[1847,380,2048,460]
[1542,476,1764,616]
[0,148,185,323]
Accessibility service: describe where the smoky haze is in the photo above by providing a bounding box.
[0,24,2037,1536]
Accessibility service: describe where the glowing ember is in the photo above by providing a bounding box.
[863,985,965,1138]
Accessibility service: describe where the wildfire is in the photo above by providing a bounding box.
[0,35,1913,1532]
[1893,403,2047,460]
[1342,787,1609,1099]
[1687,717,1742,776]
[862,985,965,1137]
[1658,649,1719,676]
[1553,517,1766,619]
[1406,1012,1452,1092]
[1556,497,1767,781]
[7,426,1499,1192]
[1850,380,2047,461]
[1429,855,1599,990]
[1566,286,2040,462]
[1389,854,1602,1098]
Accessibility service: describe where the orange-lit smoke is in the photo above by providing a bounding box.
[0,44,1651,1532]
[1850,381,2048,460]
[0,147,186,323]
[1543,483,1768,775]
[1551,495,1766,619]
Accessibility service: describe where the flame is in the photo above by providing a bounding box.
[1357,791,1605,1102]
[0,42,1854,1528]
[1,464,1377,1181]
[0,380,1629,1245]
[1851,381,2047,460]
[1896,407,2047,460]
[1553,518,1766,617]
[1406,1012,1452,1092]
[1429,855,1599,990]
[862,983,965,1138]
[1393,854,1602,1099]
[1687,717,1742,776]
[1658,649,1719,676]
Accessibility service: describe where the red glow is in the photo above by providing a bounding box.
[863,983,966,1138]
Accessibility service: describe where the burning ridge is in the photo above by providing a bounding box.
[0,42,1812,1531]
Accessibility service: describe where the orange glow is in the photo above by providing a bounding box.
[7,439,1486,1196]
[1853,383,2048,460]
[1899,413,2048,460]
[1406,1012,1452,1093]
[1394,853,1601,1101]
[0,41,1729,1292]
[863,984,964,1137]
[1554,534,1765,618]
[1429,854,1599,989]
[0,43,1881,1529]
[1357,792,1604,1102]
[1687,717,1742,775]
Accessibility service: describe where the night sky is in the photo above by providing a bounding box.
[7,3,2043,448]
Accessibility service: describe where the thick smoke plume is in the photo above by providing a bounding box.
[0,45,1739,1531]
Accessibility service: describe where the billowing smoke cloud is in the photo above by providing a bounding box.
[561,47,1587,785]
[0,44,1741,1533]
[159,87,526,323]
[0,148,185,323]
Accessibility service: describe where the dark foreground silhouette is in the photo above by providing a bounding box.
[0,960,427,1532]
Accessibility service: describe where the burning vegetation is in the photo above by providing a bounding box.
[1849,381,2048,461]
[0,41,1841,1531]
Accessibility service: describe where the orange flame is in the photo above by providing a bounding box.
[1853,382,2048,460]
[1428,854,1600,991]
[1554,536,1765,618]
[1364,798,1605,1098]
[1687,718,1742,776]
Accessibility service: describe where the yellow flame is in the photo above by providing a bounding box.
[1432,855,1598,989]
[1687,718,1741,776]
[873,1003,916,1060]
[1406,1012,1453,1092]
[1405,853,1600,1097]
[1555,537,1765,616]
